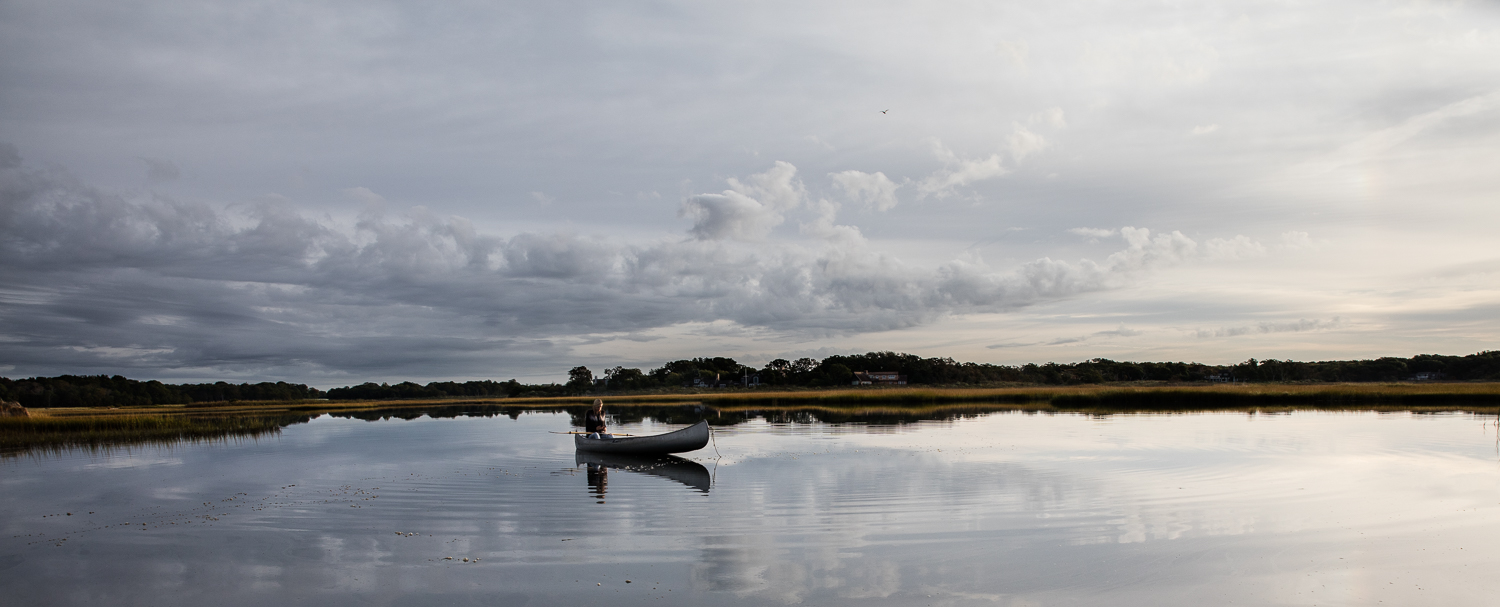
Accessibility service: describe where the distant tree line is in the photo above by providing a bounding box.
[7,351,1498,406]
[562,350,1500,394]
[325,380,533,400]
[321,379,583,401]
[0,375,323,409]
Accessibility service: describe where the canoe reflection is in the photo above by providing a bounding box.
[575,451,712,502]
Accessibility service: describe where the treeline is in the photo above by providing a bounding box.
[328,350,1500,400]
[564,350,1500,393]
[325,380,549,400]
[0,375,323,409]
[7,351,1499,407]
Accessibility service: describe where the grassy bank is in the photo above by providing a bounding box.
[0,412,310,455]
[1047,382,1500,409]
[6,382,1499,453]
[26,381,1500,414]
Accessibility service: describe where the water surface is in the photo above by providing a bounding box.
[4,408,1500,605]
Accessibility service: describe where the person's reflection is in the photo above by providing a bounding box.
[586,462,608,503]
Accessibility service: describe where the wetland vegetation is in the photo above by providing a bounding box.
[6,381,1500,454]
[5,350,1498,410]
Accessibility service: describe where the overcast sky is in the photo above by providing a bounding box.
[3,0,1499,386]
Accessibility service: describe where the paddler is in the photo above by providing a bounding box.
[585,398,611,439]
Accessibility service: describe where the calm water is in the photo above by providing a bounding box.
[4,408,1500,606]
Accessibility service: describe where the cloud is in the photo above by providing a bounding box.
[0,162,1232,380]
[916,139,1008,199]
[1190,124,1220,136]
[996,40,1029,71]
[1069,227,1117,241]
[1044,326,1144,346]
[0,143,20,170]
[680,161,805,241]
[829,170,900,211]
[917,121,1052,199]
[1280,231,1315,249]
[1008,124,1048,161]
[343,186,388,210]
[1202,235,1266,260]
[1032,108,1067,129]
[1326,90,1500,167]
[140,158,181,184]
[1194,317,1345,339]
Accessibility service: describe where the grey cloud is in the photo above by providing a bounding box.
[915,138,1009,200]
[679,192,779,241]
[1036,326,1145,347]
[0,161,1214,380]
[1194,317,1345,339]
[986,342,1033,349]
[679,161,806,241]
[140,157,180,184]
[0,143,20,169]
[1068,227,1116,239]
[978,323,1140,347]
[830,170,900,211]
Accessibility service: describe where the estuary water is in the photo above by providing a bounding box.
[3,407,1500,606]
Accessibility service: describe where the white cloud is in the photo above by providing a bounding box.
[829,170,900,211]
[1190,124,1220,136]
[996,39,1029,71]
[1280,231,1314,249]
[1202,235,1267,260]
[680,161,806,241]
[918,121,1052,199]
[1069,227,1117,240]
[1008,124,1048,161]
[917,139,1009,199]
[1032,107,1067,129]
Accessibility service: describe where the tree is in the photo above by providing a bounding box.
[566,366,594,393]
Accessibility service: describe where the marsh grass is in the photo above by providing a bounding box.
[1048,383,1500,409]
[0,412,310,454]
[7,383,1498,453]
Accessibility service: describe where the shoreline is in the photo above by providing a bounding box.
[5,382,1500,453]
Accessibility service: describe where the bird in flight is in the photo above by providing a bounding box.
[880,109,889,114]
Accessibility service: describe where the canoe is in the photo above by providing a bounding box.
[574,420,710,455]
[575,451,711,493]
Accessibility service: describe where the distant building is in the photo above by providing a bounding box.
[1205,373,1234,383]
[1412,371,1445,381]
[852,371,907,385]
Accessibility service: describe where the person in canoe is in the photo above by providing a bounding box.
[584,399,611,439]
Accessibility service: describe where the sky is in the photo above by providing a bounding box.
[2,0,1499,386]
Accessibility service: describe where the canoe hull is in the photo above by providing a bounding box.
[574,420,710,455]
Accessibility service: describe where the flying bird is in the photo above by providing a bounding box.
[880,109,889,114]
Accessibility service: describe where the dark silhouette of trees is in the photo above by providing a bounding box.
[8,352,1498,407]
[0,375,322,408]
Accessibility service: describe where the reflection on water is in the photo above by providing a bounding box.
[586,460,608,502]
[576,452,713,498]
[4,408,1500,606]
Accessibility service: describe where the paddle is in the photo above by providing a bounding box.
[550,431,636,436]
